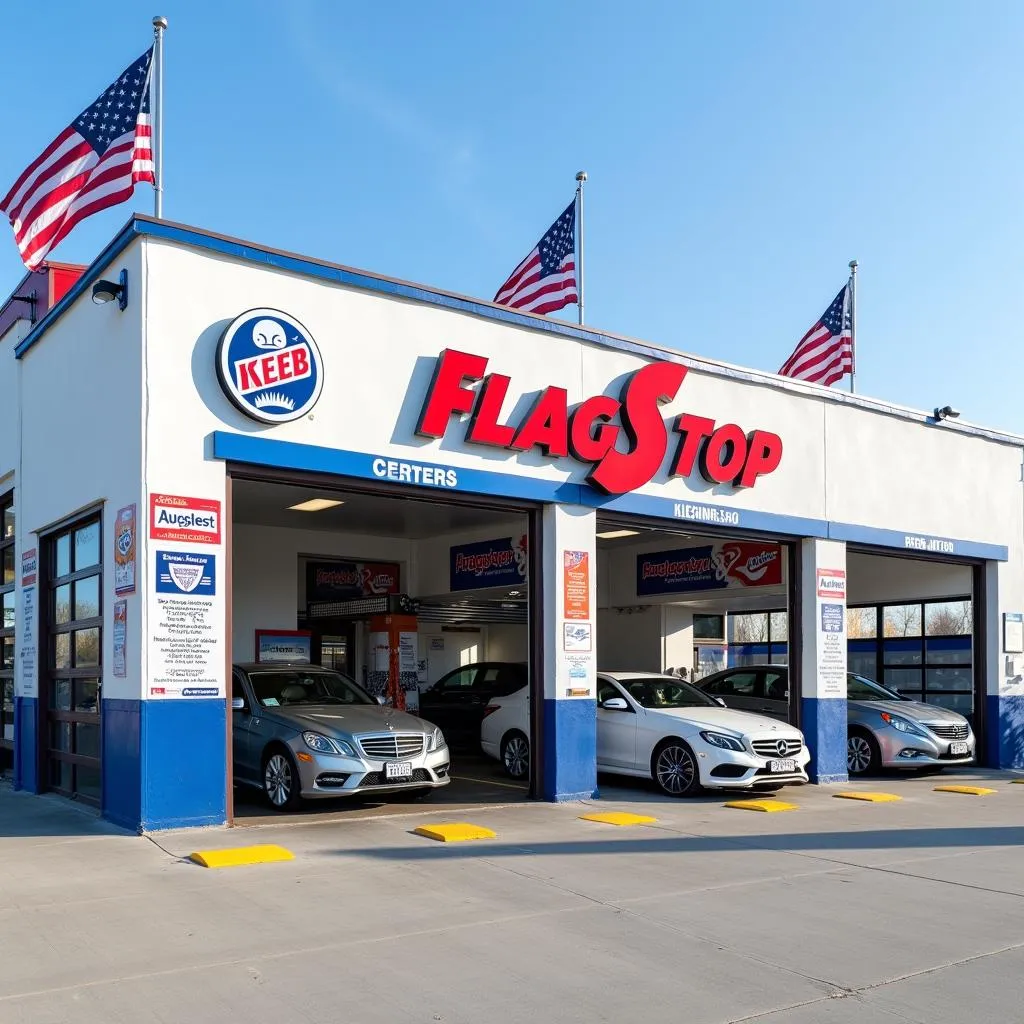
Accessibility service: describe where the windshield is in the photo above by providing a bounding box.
[847,673,904,702]
[617,677,717,709]
[247,669,376,708]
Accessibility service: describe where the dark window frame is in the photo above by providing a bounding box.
[39,510,103,805]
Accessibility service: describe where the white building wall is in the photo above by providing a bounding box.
[486,623,528,662]
[0,318,29,482]
[17,245,145,704]
[847,553,973,606]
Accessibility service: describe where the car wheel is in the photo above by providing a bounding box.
[500,730,530,781]
[847,729,880,776]
[652,739,701,797]
[262,747,302,810]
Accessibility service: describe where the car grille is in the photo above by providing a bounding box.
[751,738,802,758]
[359,768,432,787]
[927,723,968,740]
[358,734,425,760]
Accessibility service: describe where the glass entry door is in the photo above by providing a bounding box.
[44,516,102,804]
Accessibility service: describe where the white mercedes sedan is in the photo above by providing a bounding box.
[481,671,810,797]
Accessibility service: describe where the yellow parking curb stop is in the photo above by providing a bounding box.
[934,785,997,796]
[1011,779,1024,784]
[725,799,798,813]
[189,844,294,869]
[833,792,902,803]
[579,811,658,826]
[412,822,497,843]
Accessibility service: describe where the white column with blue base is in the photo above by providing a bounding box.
[541,504,598,801]
[799,538,849,784]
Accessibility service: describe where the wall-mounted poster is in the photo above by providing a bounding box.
[306,560,400,602]
[255,630,312,664]
[114,504,137,595]
[449,535,528,592]
[637,541,782,597]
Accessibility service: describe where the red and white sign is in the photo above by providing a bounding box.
[414,349,784,496]
[816,568,846,599]
[149,494,222,546]
[21,548,36,587]
[234,345,312,395]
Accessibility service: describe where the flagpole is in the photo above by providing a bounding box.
[152,15,167,219]
[575,170,587,326]
[848,258,857,393]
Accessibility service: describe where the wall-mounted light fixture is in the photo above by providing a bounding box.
[10,290,37,324]
[934,405,961,421]
[91,268,128,311]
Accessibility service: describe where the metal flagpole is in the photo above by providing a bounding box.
[152,15,168,218]
[575,170,587,326]
[848,258,858,393]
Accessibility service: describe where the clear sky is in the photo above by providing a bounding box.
[2,1,1022,433]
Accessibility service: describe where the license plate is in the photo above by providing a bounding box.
[949,741,969,756]
[385,761,413,780]
[768,758,797,773]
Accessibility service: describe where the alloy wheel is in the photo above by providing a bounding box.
[847,734,873,774]
[655,743,697,795]
[265,753,293,806]
[503,734,529,779]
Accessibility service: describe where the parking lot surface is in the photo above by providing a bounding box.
[1,770,1022,1023]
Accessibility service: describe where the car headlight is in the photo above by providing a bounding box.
[879,713,926,737]
[302,731,356,756]
[700,730,746,752]
[427,726,445,752]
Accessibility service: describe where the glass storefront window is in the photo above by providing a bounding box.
[769,611,788,641]
[883,604,922,637]
[925,601,972,636]
[847,607,877,639]
[693,614,724,640]
[730,613,769,643]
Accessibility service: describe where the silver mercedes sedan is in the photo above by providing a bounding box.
[231,663,450,810]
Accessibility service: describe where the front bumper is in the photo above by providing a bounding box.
[290,741,452,799]
[694,739,811,790]
[876,727,976,769]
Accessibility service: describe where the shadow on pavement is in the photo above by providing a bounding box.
[336,825,1024,861]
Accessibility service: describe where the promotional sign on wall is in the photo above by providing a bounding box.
[449,536,528,592]
[149,549,223,698]
[20,549,36,587]
[16,586,36,698]
[816,568,847,696]
[114,504,137,595]
[637,541,783,597]
[217,308,324,424]
[113,601,127,678]
[306,560,400,602]
[562,550,590,620]
[255,630,312,663]
[149,494,221,546]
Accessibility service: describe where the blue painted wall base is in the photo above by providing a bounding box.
[542,698,598,801]
[142,699,227,830]
[986,694,1024,769]
[100,698,227,832]
[13,696,39,793]
[801,697,849,784]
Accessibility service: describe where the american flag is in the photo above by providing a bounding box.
[494,200,578,315]
[778,284,853,386]
[1,48,155,271]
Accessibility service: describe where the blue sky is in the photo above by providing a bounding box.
[2,1,1023,432]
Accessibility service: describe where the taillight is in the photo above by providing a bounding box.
[482,705,501,718]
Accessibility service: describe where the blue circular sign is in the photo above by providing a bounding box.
[217,308,323,424]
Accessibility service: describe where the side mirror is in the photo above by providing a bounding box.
[714,697,727,707]
[601,697,629,711]
[230,697,247,712]
[377,695,387,706]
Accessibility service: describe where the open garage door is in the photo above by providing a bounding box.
[225,472,541,823]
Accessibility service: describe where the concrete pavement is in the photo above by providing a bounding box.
[1,770,1023,1022]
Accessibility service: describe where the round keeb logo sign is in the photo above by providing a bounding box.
[217,308,323,424]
